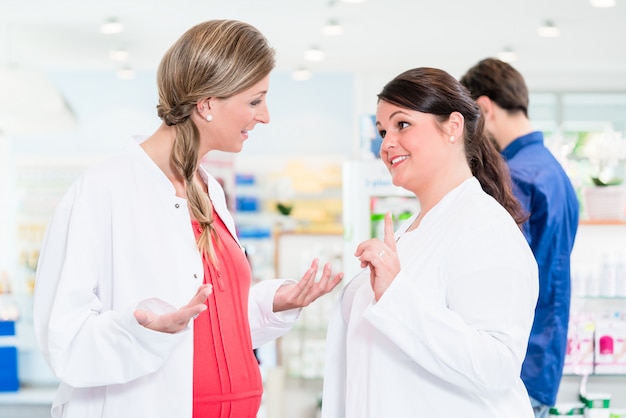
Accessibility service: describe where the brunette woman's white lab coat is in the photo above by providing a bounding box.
[33,139,300,418]
[322,178,539,418]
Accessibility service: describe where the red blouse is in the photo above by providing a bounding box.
[192,212,263,418]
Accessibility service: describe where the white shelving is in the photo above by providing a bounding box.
[559,222,626,408]
[274,231,342,381]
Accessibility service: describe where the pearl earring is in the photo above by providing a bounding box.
[205,114,213,122]
[449,135,455,143]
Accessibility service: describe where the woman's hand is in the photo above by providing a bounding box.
[133,284,212,333]
[273,259,343,312]
[355,212,400,301]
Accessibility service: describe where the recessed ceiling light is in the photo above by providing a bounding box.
[100,18,124,35]
[537,20,560,37]
[322,19,344,36]
[590,0,616,7]
[117,65,135,80]
[292,67,312,81]
[108,48,129,61]
[304,46,325,62]
[497,47,518,63]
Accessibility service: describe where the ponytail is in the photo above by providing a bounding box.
[170,120,219,262]
[467,116,527,226]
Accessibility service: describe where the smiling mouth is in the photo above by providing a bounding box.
[390,155,408,165]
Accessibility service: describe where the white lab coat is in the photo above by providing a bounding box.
[322,178,539,418]
[33,138,300,418]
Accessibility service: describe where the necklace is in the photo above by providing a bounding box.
[406,213,422,232]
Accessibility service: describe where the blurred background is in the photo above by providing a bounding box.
[1,1,626,417]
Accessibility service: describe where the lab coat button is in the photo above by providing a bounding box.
[175,203,180,209]
[194,273,198,279]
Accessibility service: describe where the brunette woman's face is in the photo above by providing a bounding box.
[376,100,449,194]
[203,74,271,153]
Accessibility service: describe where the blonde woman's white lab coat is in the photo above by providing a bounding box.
[322,178,539,418]
[33,138,300,418]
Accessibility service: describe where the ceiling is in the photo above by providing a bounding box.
[1,0,626,91]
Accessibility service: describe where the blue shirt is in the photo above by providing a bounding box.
[501,131,579,406]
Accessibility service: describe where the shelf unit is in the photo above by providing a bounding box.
[559,222,626,408]
[273,231,343,381]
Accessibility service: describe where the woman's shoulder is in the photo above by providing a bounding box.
[58,142,143,206]
[81,140,146,182]
[448,179,522,232]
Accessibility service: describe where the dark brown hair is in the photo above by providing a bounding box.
[378,67,526,226]
[459,57,529,117]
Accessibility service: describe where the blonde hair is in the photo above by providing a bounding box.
[156,20,275,261]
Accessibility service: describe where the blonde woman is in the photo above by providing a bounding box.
[34,20,342,418]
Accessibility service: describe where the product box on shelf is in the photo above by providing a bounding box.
[594,319,626,374]
[564,314,596,375]
[549,402,585,416]
[580,392,611,418]
[611,409,626,418]
[0,321,19,392]
[235,173,261,213]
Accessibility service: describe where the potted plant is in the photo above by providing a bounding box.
[572,129,626,220]
[271,177,297,231]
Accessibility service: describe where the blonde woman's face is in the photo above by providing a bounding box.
[204,74,271,153]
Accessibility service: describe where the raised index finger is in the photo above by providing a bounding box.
[383,212,397,251]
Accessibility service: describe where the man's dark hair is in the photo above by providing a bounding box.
[460,58,529,117]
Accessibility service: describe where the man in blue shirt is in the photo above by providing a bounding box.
[460,58,579,418]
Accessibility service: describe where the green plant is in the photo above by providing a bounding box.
[276,202,293,216]
[590,176,622,187]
